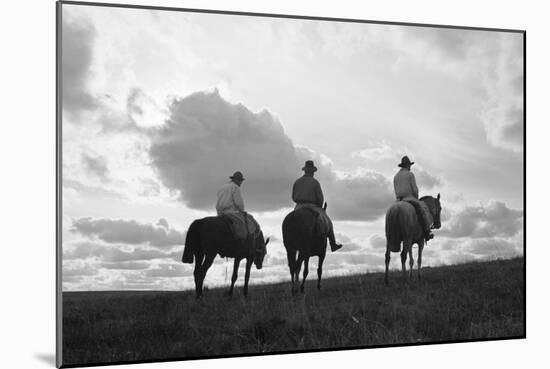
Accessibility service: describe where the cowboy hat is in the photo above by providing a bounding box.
[229,171,245,181]
[398,156,415,168]
[302,160,317,172]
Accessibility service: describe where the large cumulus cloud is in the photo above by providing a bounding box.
[149,90,394,220]
[71,218,186,247]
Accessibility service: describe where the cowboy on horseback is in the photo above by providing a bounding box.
[292,160,343,252]
[393,156,434,241]
[216,171,259,248]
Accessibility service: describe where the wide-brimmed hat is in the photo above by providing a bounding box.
[302,160,317,172]
[398,156,414,168]
[229,171,245,181]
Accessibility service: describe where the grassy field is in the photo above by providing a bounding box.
[62,257,524,366]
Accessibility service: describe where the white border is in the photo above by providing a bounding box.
[1,0,546,368]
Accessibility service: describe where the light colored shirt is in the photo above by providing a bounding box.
[216,181,245,215]
[393,168,419,199]
[292,174,324,207]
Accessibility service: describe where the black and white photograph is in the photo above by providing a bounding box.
[57,0,525,367]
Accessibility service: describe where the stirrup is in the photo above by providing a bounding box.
[330,243,343,252]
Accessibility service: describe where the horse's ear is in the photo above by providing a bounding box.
[265,237,270,246]
[437,193,440,200]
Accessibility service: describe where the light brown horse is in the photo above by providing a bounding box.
[384,194,442,284]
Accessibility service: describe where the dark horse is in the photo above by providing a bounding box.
[384,194,442,284]
[282,204,328,294]
[181,216,270,298]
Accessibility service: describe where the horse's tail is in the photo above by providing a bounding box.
[282,212,298,248]
[182,219,202,264]
[385,204,402,253]
[283,210,308,249]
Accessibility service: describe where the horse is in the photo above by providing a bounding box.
[282,203,328,294]
[181,215,270,298]
[384,194,442,284]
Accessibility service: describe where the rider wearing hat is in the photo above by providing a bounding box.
[393,156,434,240]
[216,171,259,243]
[292,160,343,252]
[216,171,245,215]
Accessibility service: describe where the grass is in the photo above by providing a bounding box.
[62,257,525,366]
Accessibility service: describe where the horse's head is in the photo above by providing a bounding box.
[253,231,270,270]
[422,193,442,229]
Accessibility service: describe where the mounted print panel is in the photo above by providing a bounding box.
[57,1,525,367]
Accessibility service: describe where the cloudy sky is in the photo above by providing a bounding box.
[61,4,524,291]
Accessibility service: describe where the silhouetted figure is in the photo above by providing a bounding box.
[393,156,434,240]
[292,160,342,252]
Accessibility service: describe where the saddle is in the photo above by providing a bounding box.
[294,204,330,236]
[398,198,433,241]
[219,213,259,254]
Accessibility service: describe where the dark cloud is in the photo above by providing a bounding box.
[71,218,186,247]
[81,154,109,181]
[149,90,300,212]
[64,242,181,263]
[148,90,393,220]
[62,15,99,118]
[439,201,523,239]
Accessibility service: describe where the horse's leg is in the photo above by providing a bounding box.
[294,252,304,295]
[193,251,205,298]
[228,258,240,297]
[286,248,297,295]
[317,254,325,290]
[400,242,409,281]
[197,253,215,297]
[243,258,253,297]
[408,245,414,281]
[418,240,424,280]
[384,247,391,285]
[300,256,309,293]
